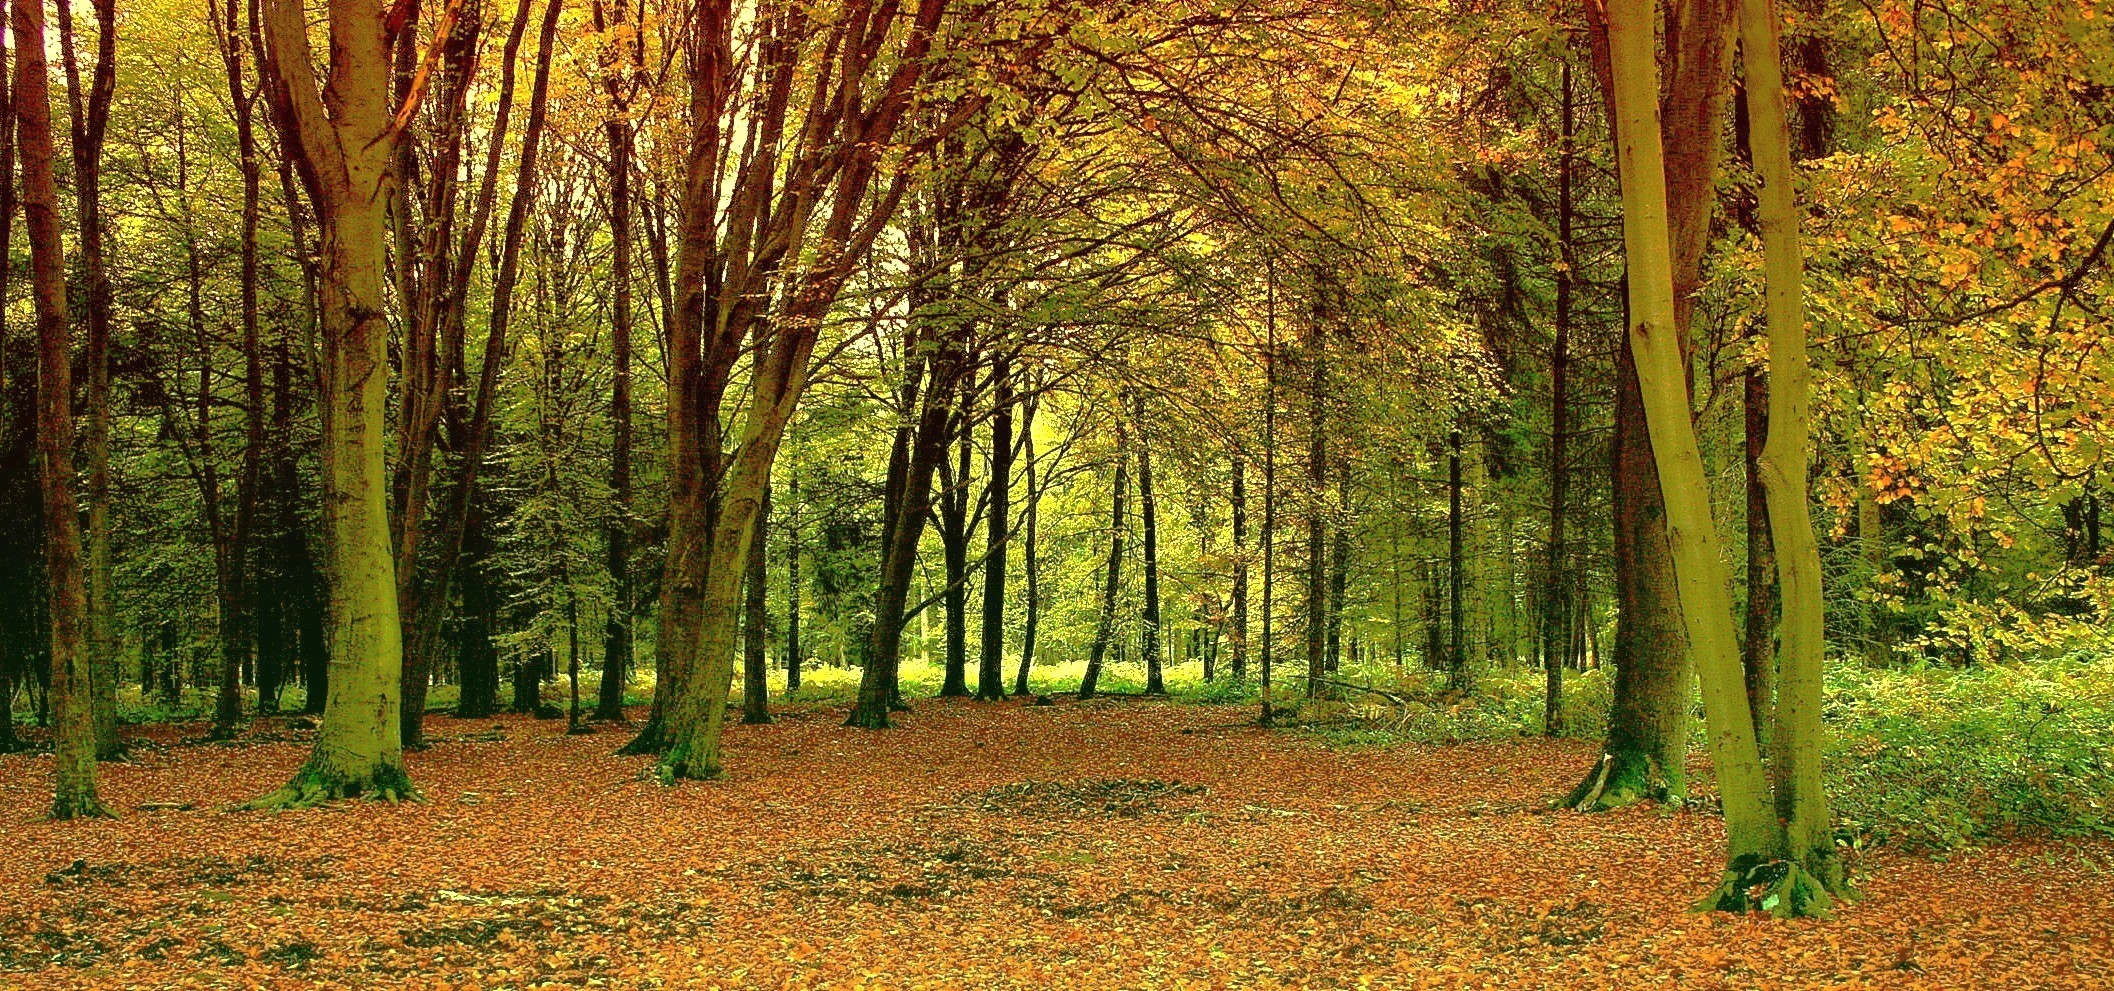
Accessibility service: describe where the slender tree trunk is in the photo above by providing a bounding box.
[784,465,803,694]
[1260,268,1279,724]
[1448,430,1468,690]
[853,337,953,727]
[596,0,635,725]
[1326,461,1349,676]
[978,359,1012,700]
[1078,436,1128,700]
[399,0,558,748]
[1230,456,1249,681]
[18,0,108,817]
[1305,342,1328,699]
[455,496,500,718]
[1743,367,1775,746]
[938,434,971,698]
[1013,414,1040,694]
[0,25,20,756]
[1742,0,1844,910]
[1138,404,1164,696]
[56,0,121,760]
[742,483,773,724]
[1543,61,1576,737]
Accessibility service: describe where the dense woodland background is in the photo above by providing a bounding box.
[0,0,2110,918]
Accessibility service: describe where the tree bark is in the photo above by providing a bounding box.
[784,465,803,693]
[249,0,418,805]
[977,359,1012,699]
[399,0,559,748]
[1571,0,1740,811]
[1543,61,1576,737]
[1012,410,1040,695]
[17,0,109,817]
[1230,455,1249,681]
[1448,430,1468,690]
[1138,401,1164,696]
[938,433,972,697]
[55,0,121,760]
[742,483,773,724]
[1078,433,1128,700]
[1741,0,1845,910]
[595,0,636,725]
[1605,0,1781,903]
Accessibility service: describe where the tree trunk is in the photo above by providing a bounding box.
[399,0,559,749]
[1742,0,1844,910]
[1306,344,1329,699]
[1448,430,1468,690]
[1743,367,1775,746]
[784,465,803,694]
[596,0,635,725]
[1138,404,1164,696]
[56,0,121,760]
[17,0,108,817]
[249,0,417,805]
[742,483,773,724]
[1326,461,1349,677]
[1078,436,1128,700]
[1570,0,1741,810]
[978,360,1012,700]
[1260,270,1278,725]
[938,434,972,698]
[1543,61,1576,737]
[852,338,953,728]
[455,497,500,719]
[1230,456,1249,681]
[1013,414,1040,695]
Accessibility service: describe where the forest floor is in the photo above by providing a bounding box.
[1,698,2107,990]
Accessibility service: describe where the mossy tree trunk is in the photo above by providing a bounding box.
[1607,0,1778,887]
[1605,0,1843,917]
[250,0,417,806]
[741,483,773,725]
[1742,0,1845,908]
[1138,402,1165,697]
[55,0,122,761]
[17,0,110,819]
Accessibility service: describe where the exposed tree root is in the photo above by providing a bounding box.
[243,760,420,811]
[844,704,892,730]
[616,719,666,755]
[651,740,723,785]
[1692,854,1855,919]
[1563,750,1685,812]
[50,793,116,821]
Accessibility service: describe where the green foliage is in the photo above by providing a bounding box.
[1826,655,2114,852]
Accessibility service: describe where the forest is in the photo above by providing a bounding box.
[1,0,2111,986]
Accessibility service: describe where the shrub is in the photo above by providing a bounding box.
[1824,655,2114,852]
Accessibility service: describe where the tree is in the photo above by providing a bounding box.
[19,0,110,819]
[1603,0,1841,916]
[247,0,428,805]
[976,359,1014,700]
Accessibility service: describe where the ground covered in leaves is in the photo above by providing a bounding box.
[1,700,2107,989]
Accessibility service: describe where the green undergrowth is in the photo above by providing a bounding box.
[1825,654,2114,852]
[1296,652,2114,854]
